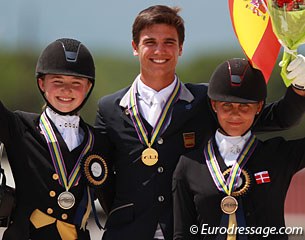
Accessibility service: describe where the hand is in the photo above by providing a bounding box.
[286,54,305,90]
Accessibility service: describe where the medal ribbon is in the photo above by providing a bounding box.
[205,135,257,240]
[39,112,94,190]
[128,80,181,147]
[204,135,257,195]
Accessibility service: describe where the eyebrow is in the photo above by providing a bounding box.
[142,37,178,42]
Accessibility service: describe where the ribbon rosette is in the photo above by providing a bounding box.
[266,0,305,86]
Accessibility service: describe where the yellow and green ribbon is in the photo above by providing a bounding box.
[128,80,181,147]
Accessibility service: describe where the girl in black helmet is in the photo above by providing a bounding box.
[0,38,113,240]
[173,58,305,240]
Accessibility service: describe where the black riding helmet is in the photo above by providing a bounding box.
[208,58,267,135]
[208,58,267,103]
[36,38,95,115]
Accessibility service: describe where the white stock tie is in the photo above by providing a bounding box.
[147,95,163,128]
[56,117,80,151]
[46,108,81,151]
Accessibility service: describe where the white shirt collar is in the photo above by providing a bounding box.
[119,74,194,108]
[45,107,82,151]
[215,129,252,167]
[137,75,177,106]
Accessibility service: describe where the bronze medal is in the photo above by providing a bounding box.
[58,191,75,210]
[221,195,238,214]
[142,147,158,166]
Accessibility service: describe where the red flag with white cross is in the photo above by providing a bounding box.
[254,171,271,184]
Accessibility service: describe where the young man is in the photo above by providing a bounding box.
[95,5,305,240]
[173,58,305,240]
[0,38,112,240]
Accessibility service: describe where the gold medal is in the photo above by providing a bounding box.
[58,191,75,210]
[221,195,238,214]
[142,147,158,166]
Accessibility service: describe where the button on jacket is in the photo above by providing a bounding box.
[0,101,113,240]
[173,136,305,240]
[95,83,305,240]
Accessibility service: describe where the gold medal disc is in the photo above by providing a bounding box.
[221,196,238,214]
[142,147,158,166]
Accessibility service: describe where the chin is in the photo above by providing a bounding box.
[57,108,73,113]
[225,130,244,137]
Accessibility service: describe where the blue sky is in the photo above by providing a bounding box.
[0,1,240,58]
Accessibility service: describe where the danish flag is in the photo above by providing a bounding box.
[254,171,270,184]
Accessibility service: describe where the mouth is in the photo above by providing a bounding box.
[227,121,243,127]
[57,97,74,102]
[151,59,168,64]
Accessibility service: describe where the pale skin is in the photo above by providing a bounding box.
[132,24,183,92]
[210,100,264,136]
[38,74,92,113]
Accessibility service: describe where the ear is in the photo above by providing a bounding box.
[256,101,264,114]
[86,81,93,94]
[38,78,45,92]
[210,100,217,113]
[178,44,183,56]
[132,40,139,56]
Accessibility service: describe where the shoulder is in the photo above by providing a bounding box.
[15,110,40,124]
[184,82,208,96]
[97,87,130,106]
[259,136,305,152]
[82,122,113,159]
[259,136,288,150]
[82,121,110,146]
[255,136,305,160]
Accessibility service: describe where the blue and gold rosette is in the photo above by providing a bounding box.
[81,153,108,188]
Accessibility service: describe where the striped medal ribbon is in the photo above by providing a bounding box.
[204,134,258,240]
[128,80,181,166]
[39,112,94,210]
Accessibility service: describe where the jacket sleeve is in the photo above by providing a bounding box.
[94,172,115,216]
[253,86,305,132]
[173,158,200,240]
[281,137,305,174]
[94,98,116,213]
[0,101,19,145]
[94,98,108,134]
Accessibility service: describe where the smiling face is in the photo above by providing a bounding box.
[38,74,92,113]
[132,24,183,91]
[211,100,264,136]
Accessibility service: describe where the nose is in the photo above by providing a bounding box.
[61,83,72,93]
[230,106,240,116]
[154,43,166,54]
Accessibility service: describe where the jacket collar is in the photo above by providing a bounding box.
[119,76,194,108]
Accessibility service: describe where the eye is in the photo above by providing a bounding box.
[53,80,63,85]
[239,104,250,110]
[143,39,156,46]
[223,102,232,107]
[72,81,82,86]
[221,102,233,111]
[164,39,177,45]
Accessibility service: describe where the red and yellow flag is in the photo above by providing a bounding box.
[228,0,280,82]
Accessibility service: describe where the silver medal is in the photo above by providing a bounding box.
[57,191,75,209]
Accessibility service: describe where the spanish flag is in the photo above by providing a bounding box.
[229,0,280,82]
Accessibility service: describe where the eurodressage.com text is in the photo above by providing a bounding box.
[189,224,304,238]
